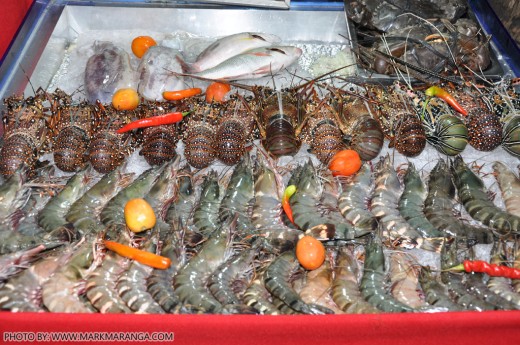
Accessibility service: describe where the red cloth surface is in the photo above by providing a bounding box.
[1,311,520,344]
[0,0,34,60]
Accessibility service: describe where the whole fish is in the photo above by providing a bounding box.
[138,45,184,101]
[181,32,281,73]
[178,46,302,81]
[84,41,137,104]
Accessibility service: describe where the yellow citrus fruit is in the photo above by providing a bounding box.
[124,198,156,233]
[131,36,157,58]
[112,88,139,111]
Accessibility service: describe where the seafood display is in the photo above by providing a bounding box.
[345,0,492,82]
[1,5,520,319]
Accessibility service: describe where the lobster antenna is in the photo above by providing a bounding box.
[379,34,412,89]
[14,61,37,97]
[403,13,463,80]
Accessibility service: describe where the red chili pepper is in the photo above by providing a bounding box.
[116,112,189,134]
[282,185,297,225]
[163,88,202,101]
[425,86,468,116]
[103,240,171,269]
[449,260,520,279]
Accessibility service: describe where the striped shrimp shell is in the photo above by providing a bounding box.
[338,163,377,232]
[360,238,414,312]
[451,156,520,235]
[331,247,379,313]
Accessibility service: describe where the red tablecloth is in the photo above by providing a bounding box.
[2,311,520,344]
[0,0,34,60]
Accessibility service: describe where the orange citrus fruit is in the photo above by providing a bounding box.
[328,149,362,177]
[131,36,157,58]
[205,82,231,103]
[112,88,139,111]
[296,235,326,270]
[124,198,156,233]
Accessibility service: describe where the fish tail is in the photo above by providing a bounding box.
[176,55,197,73]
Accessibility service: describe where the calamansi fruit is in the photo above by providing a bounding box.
[124,198,156,233]
[205,82,231,103]
[112,88,139,111]
[296,235,326,270]
[131,36,157,58]
[328,149,362,177]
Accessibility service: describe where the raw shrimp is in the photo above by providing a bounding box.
[290,161,360,240]
[208,240,258,307]
[360,238,414,312]
[251,162,300,243]
[16,168,64,236]
[424,159,493,246]
[338,164,377,233]
[371,155,438,250]
[0,245,46,287]
[440,240,496,311]
[0,170,30,223]
[147,230,186,313]
[418,266,463,311]
[398,163,444,240]
[0,230,63,255]
[42,239,96,313]
[66,164,134,235]
[486,241,520,309]
[331,247,379,314]
[452,156,520,236]
[144,158,180,220]
[165,166,196,230]
[192,171,221,237]
[0,246,73,312]
[299,257,343,314]
[264,250,333,314]
[493,161,520,217]
[100,166,165,226]
[38,167,92,233]
[389,252,427,308]
[242,258,280,315]
[85,227,132,313]
[218,154,254,237]
[116,235,165,314]
[173,218,234,313]
[464,271,517,310]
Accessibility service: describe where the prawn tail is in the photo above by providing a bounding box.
[416,237,446,253]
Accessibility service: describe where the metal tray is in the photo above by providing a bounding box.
[0,3,354,106]
[342,0,516,83]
